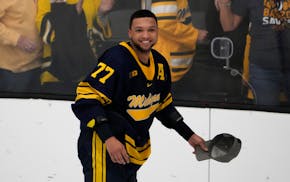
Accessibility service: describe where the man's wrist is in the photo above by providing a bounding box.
[95,123,113,142]
[173,121,195,141]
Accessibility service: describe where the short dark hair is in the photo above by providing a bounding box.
[129,9,157,28]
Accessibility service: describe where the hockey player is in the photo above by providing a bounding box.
[71,9,208,182]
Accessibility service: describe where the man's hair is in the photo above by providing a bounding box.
[129,9,157,28]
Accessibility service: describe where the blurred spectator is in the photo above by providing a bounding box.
[0,0,43,93]
[151,0,208,82]
[216,0,290,106]
[206,0,249,71]
[243,33,289,105]
[36,0,114,95]
[205,0,249,102]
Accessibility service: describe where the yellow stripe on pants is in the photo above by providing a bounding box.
[92,132,106,182]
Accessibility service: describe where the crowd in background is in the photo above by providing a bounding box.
[0,0,289,109]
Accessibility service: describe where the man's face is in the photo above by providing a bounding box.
[128,17,158,53]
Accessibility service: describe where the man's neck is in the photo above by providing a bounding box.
[138,53,150,65]
[130,42,150,65]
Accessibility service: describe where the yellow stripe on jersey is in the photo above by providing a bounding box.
[125,135,151,165]
[151,1,177,16]
[170,55,194,67]
[75,82,112,105]
[169,54,194,81]
[170,69,189,81]
[126,103,160,121]
[156,93,173,112]
[119,42,155,81]
[92,132,106,182]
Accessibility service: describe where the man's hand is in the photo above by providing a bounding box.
[98,0,114,15]
[16,35,37,53]
[197,29,208,42]
[76,0,84,14]
[215,0,232,11]
[188,133,208,153]
[105,136,130,165]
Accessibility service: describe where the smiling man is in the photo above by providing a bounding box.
[71,9,207,182]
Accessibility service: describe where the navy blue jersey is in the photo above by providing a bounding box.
[72,41,176,165]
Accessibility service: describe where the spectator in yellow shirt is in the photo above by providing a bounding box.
[151,0,208,82]
[0,0,43,93]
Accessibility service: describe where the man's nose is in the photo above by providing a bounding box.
[141,31,150,38]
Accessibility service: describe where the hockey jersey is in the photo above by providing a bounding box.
[151,0,199,82]
[72,41,176,165]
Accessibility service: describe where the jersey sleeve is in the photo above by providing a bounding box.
[153,50,195,141]
[156,102,195,141]
[71,47,121,141]
[151,0,199,48]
